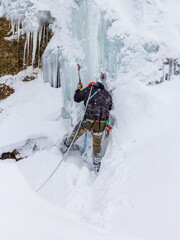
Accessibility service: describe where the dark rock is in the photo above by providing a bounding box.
[0,149,22,161]
[22,76,36,82]
[0,83,14,100]
[0,17,52,77]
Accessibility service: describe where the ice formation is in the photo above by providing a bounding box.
[1,0,180,111]
[0,0,171,90]
[0,0,169,125]
[43,0,125,89]
[0,0,53,70]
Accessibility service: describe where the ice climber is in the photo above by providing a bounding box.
[61,81,113,173]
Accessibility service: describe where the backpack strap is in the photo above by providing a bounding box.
[89,89,101,100]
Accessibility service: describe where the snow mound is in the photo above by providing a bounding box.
[0,161,124,240]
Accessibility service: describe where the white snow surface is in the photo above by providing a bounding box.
[0,0,180,240]
[0,68,180,240]
[0,161,121,240]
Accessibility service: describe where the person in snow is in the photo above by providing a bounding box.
[61,81,112,173]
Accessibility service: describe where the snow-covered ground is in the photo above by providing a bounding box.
[0,68,180,240]
[1,0,180,239]
[0,161,121,240]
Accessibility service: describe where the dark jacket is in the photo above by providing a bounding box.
[74,82,112,121]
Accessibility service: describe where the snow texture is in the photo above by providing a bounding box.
[0,0,180,240]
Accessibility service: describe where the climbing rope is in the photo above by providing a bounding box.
[81,132,88,155]
[36,85,93,192]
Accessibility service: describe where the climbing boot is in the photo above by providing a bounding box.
[60,137,70,154]
[60,136,80,154]
[92,153,102,173]
[93,162,101,173]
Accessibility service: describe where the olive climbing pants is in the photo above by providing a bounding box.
[69,119,106,156]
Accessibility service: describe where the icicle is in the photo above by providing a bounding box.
[32,31,38,68]
[42,48,60,88]
[38,27,43,68]
[23,38,27,70]
[43,25,46,45]
[57,49,61,88]
[52,50,58,87]
[11,20,15,37]
[38,27,43,47]
[42,54,48,83]
[26,32,30,61]
[17,20,20,43]
[25,32,30,65]
[47,55,52,86]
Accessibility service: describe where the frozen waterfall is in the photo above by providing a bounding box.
[42,0,124,96]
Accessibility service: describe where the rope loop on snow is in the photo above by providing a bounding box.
[36,86,93,192]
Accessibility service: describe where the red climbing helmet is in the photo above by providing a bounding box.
[87,82,96,87]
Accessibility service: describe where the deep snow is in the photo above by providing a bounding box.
[1,0,180,239]
[0,161,121,240]
[0,68,180,240]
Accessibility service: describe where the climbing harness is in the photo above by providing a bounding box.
[80,89,101,155]
[36,85,94,192]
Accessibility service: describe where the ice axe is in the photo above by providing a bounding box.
[77,64,83,88]
[77,64,82,84]
[100,72,106,81]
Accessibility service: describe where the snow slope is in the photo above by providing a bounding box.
[1,0,180,239]
[0,68,64,151]
[0,70,180,240]
[0,161,121,240]
[111,78,180,240]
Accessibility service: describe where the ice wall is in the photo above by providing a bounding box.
[41,0,125,123]
[42,0,124,103]
[2,0,180,115]
[1,0,165,122]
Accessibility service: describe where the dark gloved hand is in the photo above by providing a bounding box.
[77,83,83,90]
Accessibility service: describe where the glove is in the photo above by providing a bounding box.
[77,83,83,90]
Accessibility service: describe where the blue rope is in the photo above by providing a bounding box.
[89,89,100,100]
[36,86,94,192]
[81,132,88,155]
